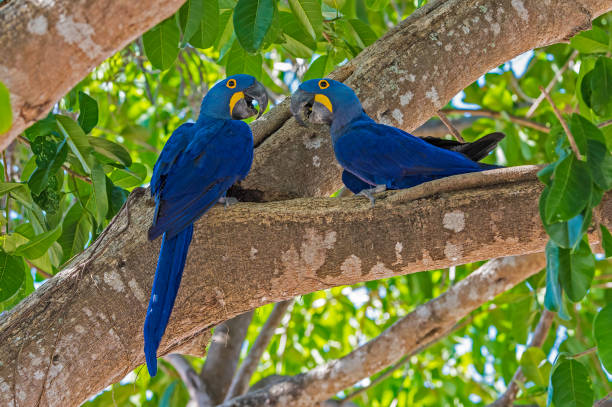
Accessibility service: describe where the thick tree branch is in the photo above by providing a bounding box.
[226,300,294,400]
[237,0,611,202]
[219,253,547,407]
[0,0,186,150]
[3,167,612,406]
[199,311,254,405]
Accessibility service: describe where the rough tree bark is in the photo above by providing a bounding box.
[0,0,184,150]
[0,0,611,406]
[219,254,547,407]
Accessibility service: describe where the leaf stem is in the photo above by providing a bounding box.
[538,86,583,160]
[568,347,596,359]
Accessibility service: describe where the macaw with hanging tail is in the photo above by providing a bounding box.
[145,74,268,376]
[290,78,504,204]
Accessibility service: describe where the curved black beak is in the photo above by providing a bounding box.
[290,88,333,126]
[291,88,315,127]
[231,80,269,120]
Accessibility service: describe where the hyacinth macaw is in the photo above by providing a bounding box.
[145,74,268,376]
[290,78,504,204]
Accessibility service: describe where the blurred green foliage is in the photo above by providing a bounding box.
[0,1,611,406]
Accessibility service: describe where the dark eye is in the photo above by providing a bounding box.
[318,80,329,89]
[227,79,237,89]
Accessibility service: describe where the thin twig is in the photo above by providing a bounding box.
[488,310,555,407]
[526,50,578,118]
[538,86,583,160]
[440,109,550,133]
[225,299,294,400]
[437,110,466,142]
[25,260,54,279]
[17,135,92,184]
[568,347,596,359]
[509,70,536,103]
[599,119,612,129]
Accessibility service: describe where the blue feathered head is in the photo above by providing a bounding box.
[199,74,268,121]
[290,78,363,129]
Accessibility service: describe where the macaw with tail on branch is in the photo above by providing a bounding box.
[291,78,503,204]
[145,74,267,376]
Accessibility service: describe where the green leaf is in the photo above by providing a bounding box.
[77,92,98,134]
[580,69,594,110]
[89,137,132,167]
[187,0,219,49]
[279,11,316,58]
[590,57,612,119]
[303,55,329,81]
[233,0,275,53]
[520,347,551,387]
[27,140,68,195]
[288,0,323,41]
[225,40,263,79]
[58,204,92,262]
[549,360,593,407]
[545,154,591,224]
[365,0,390,11]
[89,163,108,225]
[545,240,564,313]
[570,27,610,54]
[559,239,594,302]
[14,225,62,260]
[0,182,26,197]
[56,115,93,173]
[109,163,147,188]
[0,250,26,302]
[143,18,180,70]
[0,81,11,134]
[600,225,612,257]
[347,19,378,47]
[180,0,206,44]
[594,303,612,373]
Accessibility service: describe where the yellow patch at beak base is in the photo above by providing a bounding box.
[229,91,245,116]
[314,94,333,113]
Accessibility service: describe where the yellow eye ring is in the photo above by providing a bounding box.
[227,79,237,89]
[318,80,329,89]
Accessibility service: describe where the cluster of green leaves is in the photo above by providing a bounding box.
[0,91,146,309]
[537,25,612,407]
[140,0,418,83]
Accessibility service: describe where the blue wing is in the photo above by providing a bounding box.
[334,120,482,189]
[149,119,253,240]
[145,118,253,376]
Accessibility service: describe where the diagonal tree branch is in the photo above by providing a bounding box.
[219,253,547,407]
[226,300,294,400]
[488,309,555,407]
[164,354,213,407]
[199,311,254,405]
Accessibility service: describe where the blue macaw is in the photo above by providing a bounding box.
[290,79,503,204]
[145,74,267,376]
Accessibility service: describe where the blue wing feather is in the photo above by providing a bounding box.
[145,118,253,376]
[334,119,482,190]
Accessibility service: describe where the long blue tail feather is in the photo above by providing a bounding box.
[144,224,193,376]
